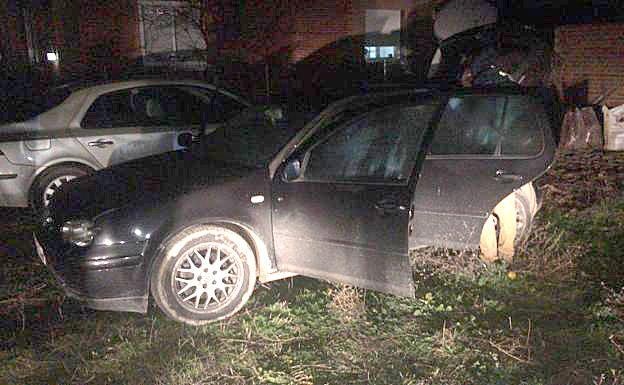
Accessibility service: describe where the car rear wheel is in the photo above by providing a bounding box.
[32,164,91,212]
[514,192,533,248]
[150,226,256,325]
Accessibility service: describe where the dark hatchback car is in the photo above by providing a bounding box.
[35,86,555,325]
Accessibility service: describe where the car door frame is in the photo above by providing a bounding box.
[409,87,556,250]
[269,91,443,297]
[67,83,230,167]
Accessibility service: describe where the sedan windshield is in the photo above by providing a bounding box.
[196,106,307,167]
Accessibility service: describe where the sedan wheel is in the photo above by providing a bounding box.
[151,226,256,325]
[43,175,77,207]
[32,164,91,212]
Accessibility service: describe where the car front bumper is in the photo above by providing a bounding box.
[34,231,149,313]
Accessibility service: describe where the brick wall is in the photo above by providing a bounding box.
[77,0,142,74]
[291,0,354,62]
[1,0,142,81]
[288,0,436,63]
[554,23,624,107]
[235,0,436,64]
[0,2,30,64]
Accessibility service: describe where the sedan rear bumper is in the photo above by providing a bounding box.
[0,158,34,207]
[34,233,149,313]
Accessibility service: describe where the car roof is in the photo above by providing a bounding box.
[62,78,230,94]
[51,78,247,104]
[29,79,249,131]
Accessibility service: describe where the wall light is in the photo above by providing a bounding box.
[46,52,58,62]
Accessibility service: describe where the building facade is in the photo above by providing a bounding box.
[2,0,624,106]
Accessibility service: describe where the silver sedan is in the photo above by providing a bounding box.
[0,79,249,209]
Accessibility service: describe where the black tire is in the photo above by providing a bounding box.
[31,164,91,212]
[514,192,533,248]
[150,225,256,325]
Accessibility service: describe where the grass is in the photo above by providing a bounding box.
[1,151,623,385]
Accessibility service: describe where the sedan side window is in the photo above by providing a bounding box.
[304,105,436,183]
[81,90,135,129]
[430,96,506,156]
[172,86,247,126]
[81,86,219,129]
[131,87,208,127]
[212,92,248,122]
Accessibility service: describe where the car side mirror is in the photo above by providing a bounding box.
[178,133,193,148]
[282,159,301,181]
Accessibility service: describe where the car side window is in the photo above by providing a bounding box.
[212,92,247,122]
[81,86,216,129]
[131,87,209,127]
[430,96,506,155]
[499,95,544,156]
[172,88,246,125]
[303,105,435,183]
[81,90,135,129]
[429,95,544,157]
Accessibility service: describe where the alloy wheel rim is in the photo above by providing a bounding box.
[43,175,77,207]
[171,242,243,312]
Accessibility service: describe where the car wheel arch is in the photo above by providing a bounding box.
[28,161,96,208]
[144,220,273,292]
[148,223,258,324]
[32,159,100,181]
[478,183,537,250]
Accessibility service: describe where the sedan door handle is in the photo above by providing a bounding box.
[493,169,523,183]
[87,139,114,148]
[374,199,407,214]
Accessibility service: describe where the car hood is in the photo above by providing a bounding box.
[50,150,259,222]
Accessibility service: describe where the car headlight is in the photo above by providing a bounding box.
[61,220,95,247]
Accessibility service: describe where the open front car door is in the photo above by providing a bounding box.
[271,93,441,297]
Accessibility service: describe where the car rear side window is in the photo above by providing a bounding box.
[499,96,544,156]
[430,96,505,156]
[430,95,543,157]
[304,104,437,183]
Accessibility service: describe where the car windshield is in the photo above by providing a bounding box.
[196,106,308,167]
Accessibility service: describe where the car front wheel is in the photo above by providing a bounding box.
[150,226,256,325]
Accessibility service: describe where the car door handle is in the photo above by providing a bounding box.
[493,169,524,183]
[374,199,407,214]
[87,139,114,148]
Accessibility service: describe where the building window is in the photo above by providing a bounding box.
[139,1,207,67]
[365,46,396,60]
[365,46,377,59]
[364,9,401,61]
